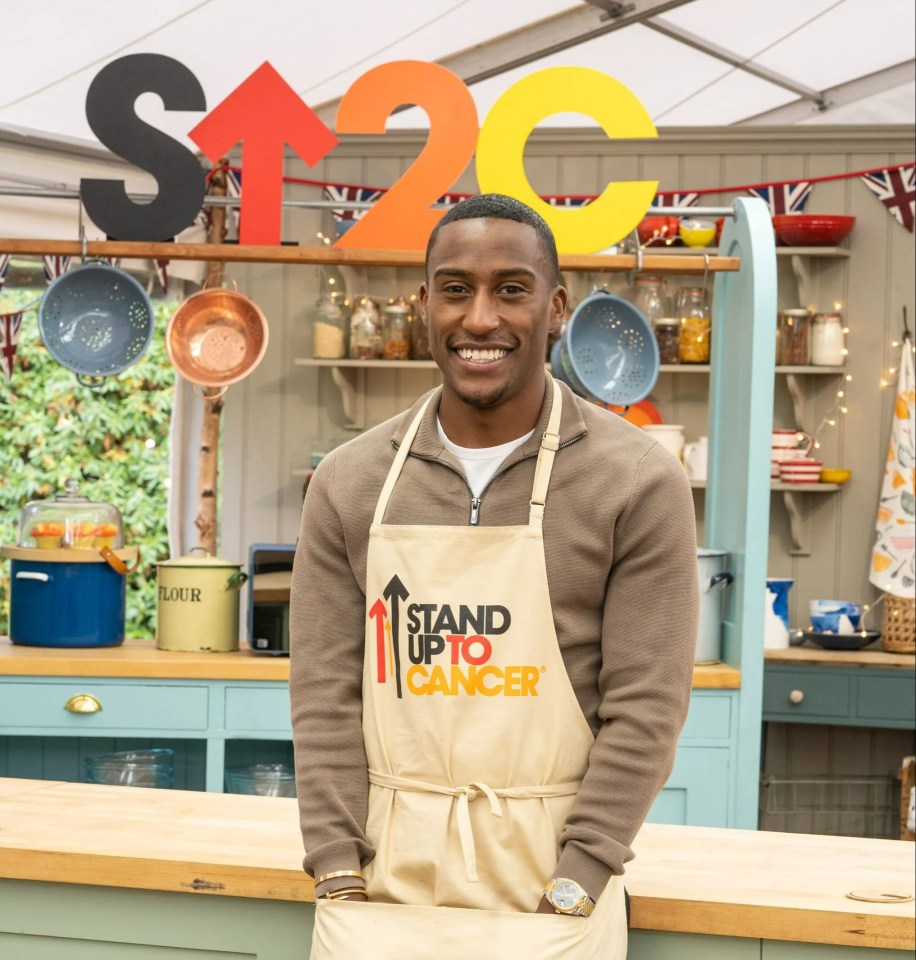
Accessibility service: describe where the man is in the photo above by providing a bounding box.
[290,194,698,957]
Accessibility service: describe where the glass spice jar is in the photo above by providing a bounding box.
[776,309,812,366]
[311,296,347,359]
[676,286,711,364]
[811,312,845,366]
[632,276,670,325]
[654,320,681,364]
[349,296,382,360]
[382,297,413,360]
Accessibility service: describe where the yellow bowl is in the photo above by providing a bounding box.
[678,221,716,248]
[820,467,851,485]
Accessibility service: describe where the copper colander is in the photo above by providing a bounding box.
[166,276,268,389]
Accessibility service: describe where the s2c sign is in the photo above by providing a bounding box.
[82,54,659,254]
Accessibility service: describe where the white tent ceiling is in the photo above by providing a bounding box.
[0,0,913,151]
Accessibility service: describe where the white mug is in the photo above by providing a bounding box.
[683,436,708,481]
[643,424,685,461]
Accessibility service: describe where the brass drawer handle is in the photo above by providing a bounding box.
[789,689,805,705]
[64,693,103,714]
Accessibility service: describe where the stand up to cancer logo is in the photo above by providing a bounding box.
[369,575,542,699]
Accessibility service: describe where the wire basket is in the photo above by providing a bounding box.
[760,774,898,839]
[882,593,915,654]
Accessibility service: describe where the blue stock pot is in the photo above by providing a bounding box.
[1,480,139,647]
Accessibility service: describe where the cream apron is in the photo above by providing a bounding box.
[311,381,627,959]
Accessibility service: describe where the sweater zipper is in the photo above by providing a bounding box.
[393,431,585,527]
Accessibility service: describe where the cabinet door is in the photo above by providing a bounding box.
[763,941,908,959]
[646,746,730,826]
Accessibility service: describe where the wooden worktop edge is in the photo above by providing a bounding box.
[5,852,911,949]
[633,896,914,951]
[2,849,315,903]
[0,639,740,687]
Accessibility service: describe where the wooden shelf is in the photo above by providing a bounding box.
[0,238,740,275]
[647,245,851,259]
[691,480,840,492]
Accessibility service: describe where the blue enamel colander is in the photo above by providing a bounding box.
[38,260,155,385]
[551,289,660,407]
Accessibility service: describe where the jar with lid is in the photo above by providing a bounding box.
[811,312,845,366]
[382,297,413,360]
[632,277,679,364]
[17,478,124,550]
[676,286,711,364]
[311,296,347,359]
[776,309,812,365]
[412,306,433,360]
[348,296,382,360]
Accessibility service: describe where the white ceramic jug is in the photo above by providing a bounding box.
[683,436,708,481]
[642,424,685,461]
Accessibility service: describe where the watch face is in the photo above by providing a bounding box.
[551,880,582,911]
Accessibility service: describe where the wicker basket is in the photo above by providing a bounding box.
[882,593,915,654]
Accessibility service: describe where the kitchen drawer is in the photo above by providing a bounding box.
[763,670,850,720]
[2,681,208,731]
[857,675,916,724]
[224,685,292,734]
[681,693,732,740]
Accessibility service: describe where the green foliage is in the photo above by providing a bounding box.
[0,287,175,638]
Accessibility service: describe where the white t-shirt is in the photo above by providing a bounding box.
[436,418,535,497]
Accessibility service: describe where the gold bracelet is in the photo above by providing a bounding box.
[324,887,366,901]
[315,869,364,885]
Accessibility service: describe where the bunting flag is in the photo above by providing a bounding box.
[0,254,10,286]
[42,255,71,283]
[225,166,242,231]
[652,192,699,209]
[324,184,386,221]
[748,181,812,215]
[545,195,590,208]
[155,258,170,294]
[0,308,25,380]
[870,337,916,594]
[860,166,915,233]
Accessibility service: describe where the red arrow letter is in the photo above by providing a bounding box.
[368,598,388,683]
[188,62,338,244]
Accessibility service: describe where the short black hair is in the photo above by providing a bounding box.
[425,193,560,285]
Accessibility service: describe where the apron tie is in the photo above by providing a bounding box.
[368,770,581,885]
[455,781,502,882]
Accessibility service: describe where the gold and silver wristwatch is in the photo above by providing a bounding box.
[543,877,596,917]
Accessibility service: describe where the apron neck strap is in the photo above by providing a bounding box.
[373,380,564,527]
[528,379,563,528]
[373,395,434,526]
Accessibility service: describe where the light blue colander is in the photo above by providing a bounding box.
[38,260,155,385]
[551,289,660,406]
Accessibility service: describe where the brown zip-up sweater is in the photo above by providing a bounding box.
[290,375,698,901]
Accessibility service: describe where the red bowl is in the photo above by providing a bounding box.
[637,215,681,246]
[772,214,856,247]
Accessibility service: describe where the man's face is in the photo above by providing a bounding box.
[419,218,566,412]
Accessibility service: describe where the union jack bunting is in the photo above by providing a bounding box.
[436,193,467,206]
[323,184,386,221]
[0,254,10,286]
[860,166,915,233]
[651,192,699,209]
[226,166,242,231]
[0,308,25,380]
[544,195,590,208]
[747,181,812,215]
[42,255,71,283]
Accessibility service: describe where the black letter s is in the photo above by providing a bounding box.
[81,54,206,241]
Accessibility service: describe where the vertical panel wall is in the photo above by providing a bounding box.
[218,126,915,644]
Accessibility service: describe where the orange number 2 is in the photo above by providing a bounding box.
[333,61,478,250]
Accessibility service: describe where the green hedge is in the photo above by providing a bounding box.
[0,287,174,638]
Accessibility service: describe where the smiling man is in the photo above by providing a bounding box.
[290,194,699,959]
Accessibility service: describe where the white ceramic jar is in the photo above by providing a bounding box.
[642,424,685,461]
[811,313,845,366]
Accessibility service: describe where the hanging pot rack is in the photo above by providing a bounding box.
[0,182,741,275]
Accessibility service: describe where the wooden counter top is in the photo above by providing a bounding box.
[0,637,740,688]
[766,646,915,670]
[0,777,911,949]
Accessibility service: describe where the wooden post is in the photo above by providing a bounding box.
[194,160,230,555]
